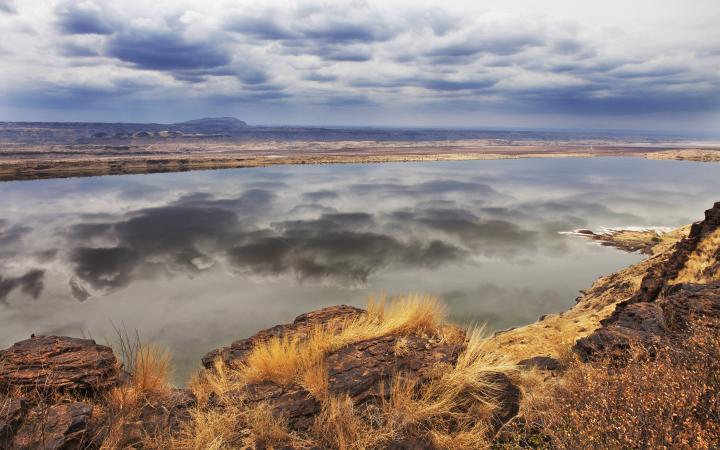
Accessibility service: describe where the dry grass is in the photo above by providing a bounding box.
[673,228,720,284]
[175,297,516,449]
[99,338,173,449]
[238,294,446,394]
[305,328,515,449]
[513,322,720,450]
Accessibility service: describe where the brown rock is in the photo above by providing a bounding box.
[0,336,119,396]
[234,332,465,431]
[202,305,366,369]
[1,397,27,448]
[325,334,463,403]
[10,402,94,450]
[575,201,720,362]
[117,389,196,448]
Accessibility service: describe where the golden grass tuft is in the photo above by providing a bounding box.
[176,296,516,449]
[238,294,446,393]
[100,343,173,449]
[673,228,720,284]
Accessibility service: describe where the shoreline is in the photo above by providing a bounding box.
[1,145,719,182]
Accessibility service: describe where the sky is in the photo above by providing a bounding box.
[0,0,718,131]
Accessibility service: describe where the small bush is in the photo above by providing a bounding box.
[519,322,720,449]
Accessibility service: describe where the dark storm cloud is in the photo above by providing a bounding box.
[0,270,45,304]
[55,1,114,35]
[65,194,255,292]
[227,229,466,285]
[106,31,231,71]
[70,247,139,291]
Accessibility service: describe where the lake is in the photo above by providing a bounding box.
[1,157,718,383]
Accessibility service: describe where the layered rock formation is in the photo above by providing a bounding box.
[576,202,720,361]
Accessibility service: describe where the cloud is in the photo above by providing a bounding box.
[106,31,231,72]
[227,226,467,285]
[55,1,114,35]
[0,270,45,304]
[0,0,15,14]
[2,0,719,130]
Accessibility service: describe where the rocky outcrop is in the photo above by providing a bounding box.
[7,402,94,450]
[211,327,468,431]
[202,305,366,369]
[576,202,720,361]
[0,336,120,396]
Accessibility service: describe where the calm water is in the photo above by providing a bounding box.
[1,157,718,382]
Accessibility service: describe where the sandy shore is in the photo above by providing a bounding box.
[1,141,719,181]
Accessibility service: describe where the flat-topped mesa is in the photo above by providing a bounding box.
[575,201,720,361]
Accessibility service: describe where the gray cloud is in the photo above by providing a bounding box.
[0,0,718,128]
[0,0,15,14]
[55,1,114,35]
[0,270,45,304]
[106,31,231,72]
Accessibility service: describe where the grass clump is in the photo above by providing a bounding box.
[238,294,447,394]
[176,295,515,449]
[99,330,173,449]
[673,228,720,284]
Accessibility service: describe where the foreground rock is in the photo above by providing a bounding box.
[8,402,95,450]
[0,336,119,395]
[233,331,468,431]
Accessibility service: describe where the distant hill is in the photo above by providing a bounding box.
[172,117,248,132]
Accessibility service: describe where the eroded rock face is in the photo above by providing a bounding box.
[10,402,94,450]
[0,336,119,396]
[202,305,366,369]
[325,333,462,403]
[576,202,720,362]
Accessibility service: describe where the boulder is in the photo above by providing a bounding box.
[202,305,366,369]
[10,402,94,450]
[0,336,119,396]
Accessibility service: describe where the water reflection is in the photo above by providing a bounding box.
[0,157,718,382]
